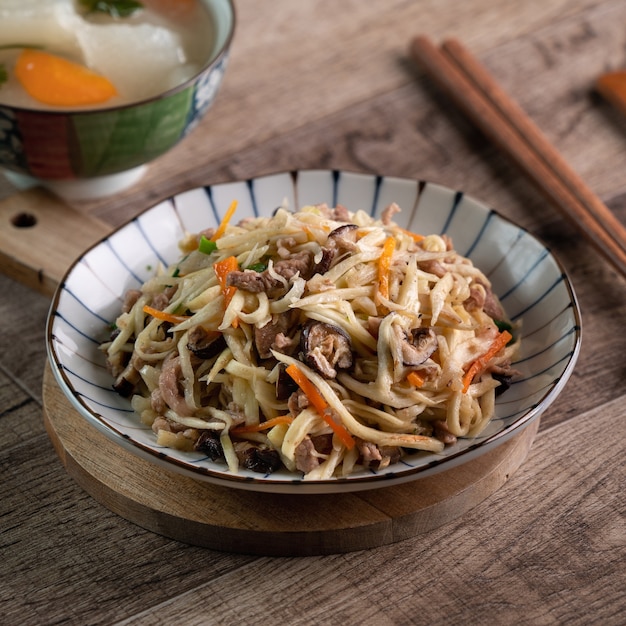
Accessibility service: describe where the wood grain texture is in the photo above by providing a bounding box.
[119,399,626,626]
[1,0,625,623]
[409,35,626,276]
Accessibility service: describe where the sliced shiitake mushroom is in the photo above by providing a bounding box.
[235,442,282,474]
[300,320,353,378]
[194,430,225,462]
[392,325,438,366]
[186,325,227,360]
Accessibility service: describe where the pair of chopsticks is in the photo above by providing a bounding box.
[409,35,626,278]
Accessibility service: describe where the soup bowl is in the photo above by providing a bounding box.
[0,0,235,200]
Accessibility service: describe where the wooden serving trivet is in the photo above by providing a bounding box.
[43,364,538,556]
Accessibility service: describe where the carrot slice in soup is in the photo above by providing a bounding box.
[15,49,117,107]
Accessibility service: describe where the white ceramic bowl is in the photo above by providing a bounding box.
[46,170,582,493]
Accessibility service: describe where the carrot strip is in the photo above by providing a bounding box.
[407,371,425,388]
[462,330,513,393]
[377,236,396,302]
[398,227,425,243]
[15,49,117,107]
[213,255,239,328]
[285,363,355,450]
[230,415,294,435]
[211,200,238,242]
[285,364,327,415]
[142,304,189,325]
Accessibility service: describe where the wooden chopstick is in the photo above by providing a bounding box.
[409,35,626,278]
[442,38,626,256]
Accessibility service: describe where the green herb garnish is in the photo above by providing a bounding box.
[494,319,513,334]
[79,0,144,18]
[246,262,268,272]
[494,319,516,344]
[198,235,218,255]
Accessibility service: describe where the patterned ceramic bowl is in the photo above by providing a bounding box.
[47,170,582,494]
[0,0,235,199]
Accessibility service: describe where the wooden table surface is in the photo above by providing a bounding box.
[2,1,625,624]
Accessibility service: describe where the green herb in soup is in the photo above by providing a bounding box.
[79,0,144,19]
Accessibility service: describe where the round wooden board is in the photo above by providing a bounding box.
[42,364,538,556]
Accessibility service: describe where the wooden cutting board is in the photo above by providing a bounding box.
[4,187,539,555]
[0,187,111,295]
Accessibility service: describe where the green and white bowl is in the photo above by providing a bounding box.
[0,0,235,199]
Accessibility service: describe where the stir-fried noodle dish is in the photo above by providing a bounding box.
[102,201,520,480]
